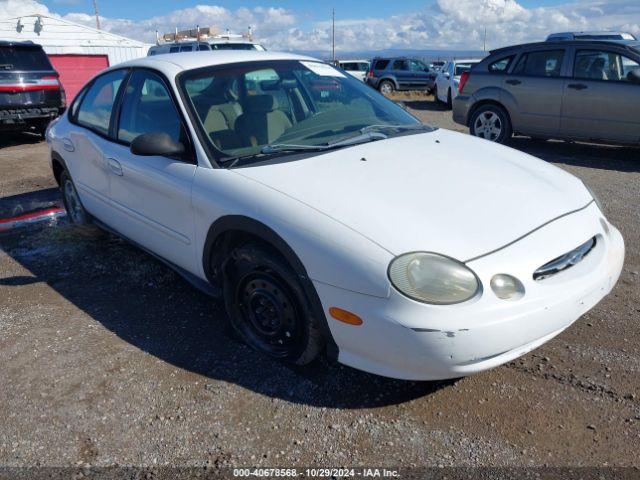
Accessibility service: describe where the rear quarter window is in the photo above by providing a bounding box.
[373,60,389,70]
[488,56,515,73]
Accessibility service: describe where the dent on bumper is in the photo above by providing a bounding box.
[314,207,625,381]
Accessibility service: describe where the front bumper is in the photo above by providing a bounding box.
[315,203,624,380]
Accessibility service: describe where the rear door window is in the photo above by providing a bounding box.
[512,50,565,77]
[76,69,127,136]
[0,46,52,71]
[392,60,409,71]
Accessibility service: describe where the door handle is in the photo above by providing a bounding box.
[107,158,123,176]
[62,137,75,152]
[506,79,522,85]
[568,83,588,90]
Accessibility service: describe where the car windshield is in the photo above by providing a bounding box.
[179,59,430,165]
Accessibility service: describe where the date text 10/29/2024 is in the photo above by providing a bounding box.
[233,468,400,477]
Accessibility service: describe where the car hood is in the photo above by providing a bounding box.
[234,129,593,261]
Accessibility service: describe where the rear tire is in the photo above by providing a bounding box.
[223,242,325,366]
[469,104,512,144]
[60,170,91,225]
[378,80,394,95]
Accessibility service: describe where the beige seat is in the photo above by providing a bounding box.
[204,109,242,150]
[235,95,292,147]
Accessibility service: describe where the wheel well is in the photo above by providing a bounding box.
[467,100,511,127]
[202,216,338,360]
[379,77,398,89]
[51,152,66,186]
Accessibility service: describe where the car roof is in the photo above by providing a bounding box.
[490,39,640,55]
[548,31,636,39]
[338,59,369,63]
[111,50,319,76]
[451,58,482,63]
[0,40,42,48]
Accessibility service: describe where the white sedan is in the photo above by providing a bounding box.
[434,58,480,108]
[47,51,624,380]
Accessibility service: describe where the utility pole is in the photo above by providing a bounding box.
[93,0,101,30]
[332,8,336,64]
[483,27,487,52]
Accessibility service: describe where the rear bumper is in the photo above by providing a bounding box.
[452,95,472,126]
[0,106,60,127]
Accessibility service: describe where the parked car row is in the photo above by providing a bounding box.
[453,39,640,146]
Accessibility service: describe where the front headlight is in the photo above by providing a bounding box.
[388,252,480,305]
[582,180,604,213]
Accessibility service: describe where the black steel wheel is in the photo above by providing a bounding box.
[223,243,324,365]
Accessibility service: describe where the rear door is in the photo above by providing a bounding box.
[102,68,197,271]
[409,59,430,88]
[391,59,411,88]
[502,48,567,137]
[65,69,128,222]
[560,47,640,144]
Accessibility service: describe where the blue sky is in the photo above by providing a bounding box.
[4,0,640,51]
[46,0,568,23]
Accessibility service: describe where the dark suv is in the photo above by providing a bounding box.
[1,41,65,136]
[366,57,436,94]
[453,40,640,145]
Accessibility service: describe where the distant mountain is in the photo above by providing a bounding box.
[287,48,488,63]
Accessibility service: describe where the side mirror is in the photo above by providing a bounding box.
[628,69,640,85]
[444,72,450,79]
[130,132,185,157]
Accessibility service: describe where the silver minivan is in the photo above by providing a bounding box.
[453,40,640,145]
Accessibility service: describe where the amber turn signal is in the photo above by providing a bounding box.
[329,307,363,326]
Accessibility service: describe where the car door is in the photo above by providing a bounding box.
[391,59,411,89]
[501,48,567,137]
[560,47,640,144]
[435,62,450,100]
[64,69,128,222]
[409,59,430,88]
[102,68,198,272]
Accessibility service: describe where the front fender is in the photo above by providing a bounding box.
[192,167,393,299]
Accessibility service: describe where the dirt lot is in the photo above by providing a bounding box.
[1,97,639,473]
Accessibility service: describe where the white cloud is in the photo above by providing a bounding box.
[1,0,639,52]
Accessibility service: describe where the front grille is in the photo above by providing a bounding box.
[533,237,596,281]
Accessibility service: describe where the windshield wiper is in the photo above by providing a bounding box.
[359,123,431,135]
[223,131,389,168]
[260,131,388,155]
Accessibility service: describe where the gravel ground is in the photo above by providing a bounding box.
[0,96,639,473]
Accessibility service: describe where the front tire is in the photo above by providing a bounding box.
[446,89,453,109]
[469,104,512,144]
[223,242,325,365]
[60,170,91,225]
